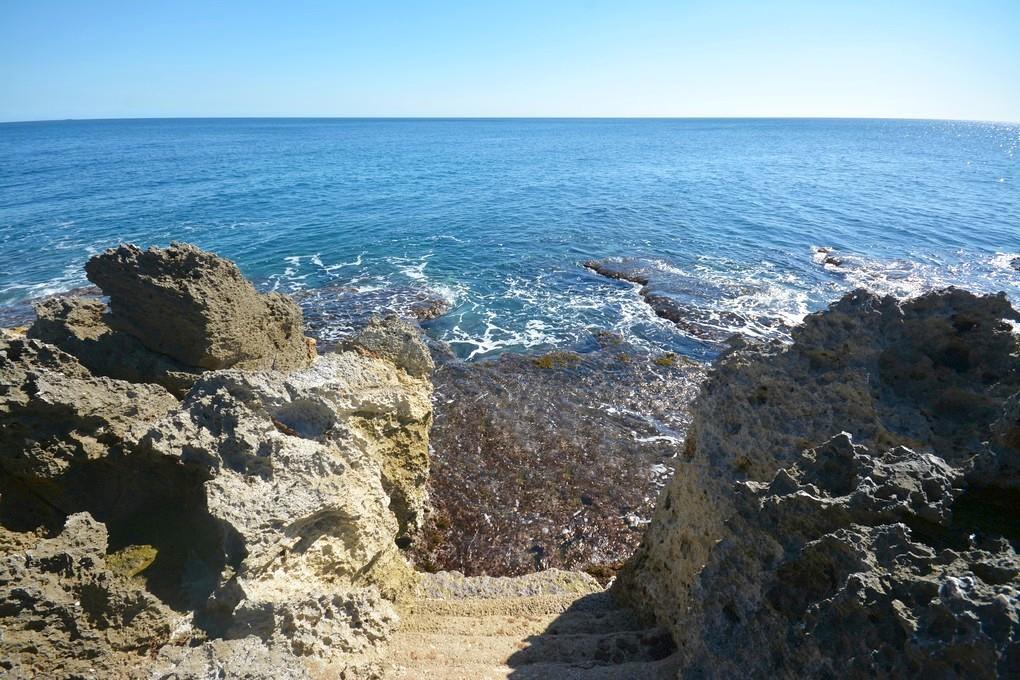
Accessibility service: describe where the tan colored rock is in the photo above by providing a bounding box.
[0,245,438,677]
[152,636,313,680]
[0,336,177,483]
[138,349,428,662]
[29,296,201,396]
[85,242,313,371]
[343,317,434,537]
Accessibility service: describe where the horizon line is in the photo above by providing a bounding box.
[2,114,1018,126]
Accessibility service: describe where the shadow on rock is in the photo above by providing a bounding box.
[504,591,680,679]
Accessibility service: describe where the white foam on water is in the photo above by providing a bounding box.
[812,246,1020,305]
[0,259,90,304]
[624,255,813,344]
[990,252,1020,271]
[390,254,432,282]
[322,253,364,273]
[446,317,553,360]
[434,285,460,307]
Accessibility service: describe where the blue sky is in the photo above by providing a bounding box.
[1,0,1017,122]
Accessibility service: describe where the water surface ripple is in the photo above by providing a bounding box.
[1,118,1017,359]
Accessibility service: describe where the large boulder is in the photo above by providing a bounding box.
[2,244,436,676]
[137,347,429,662]
[0,335,229,617]
[85,242,313,372]
[617,288,1020,678]
[0,333,427,675]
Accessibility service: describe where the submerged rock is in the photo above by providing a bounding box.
[412,341,706,578]
[85,242,314,371]
[583,257,794,344]
[295,283,452,350]
[617,288,1020,678]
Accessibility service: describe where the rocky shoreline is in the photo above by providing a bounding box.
[2,242,1018,678]
[617,288,1020,677]
[2,244,432,677]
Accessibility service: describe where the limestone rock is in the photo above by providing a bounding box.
[85,242,313,371]
[414,568,602,599]
[346,314,435,378]
[229,588,399,658]
[152,636,312,680]
[29,296,200,397]
[0,336,177,484]
[0,335,227,620]
[0,513,176,679]
[344,317,434,535]
[138,350,423,659]
[681,434,1019,678]
[1,245,435,676]
[617,288,1020,678]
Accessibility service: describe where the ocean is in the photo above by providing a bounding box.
[1,117,1017,360]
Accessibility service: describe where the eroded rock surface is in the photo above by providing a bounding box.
[1,244,434,678]
[29,296,200,396]
[0,513,177,679]
[85,242,313,371]
[343,316,435,537]
[0,336,178,518]
[617,288,1020,678]
[0,338,424,677]
[151,636,318,680]
[138,355,419,656]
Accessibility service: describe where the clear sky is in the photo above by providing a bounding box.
[1,0,1018,122]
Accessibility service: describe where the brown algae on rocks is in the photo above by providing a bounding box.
[531,349,582,369]
[412,342,707,578]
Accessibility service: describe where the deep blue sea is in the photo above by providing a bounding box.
[1,118,1017,360]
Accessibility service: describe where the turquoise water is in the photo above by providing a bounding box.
[1,118,1017,359]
